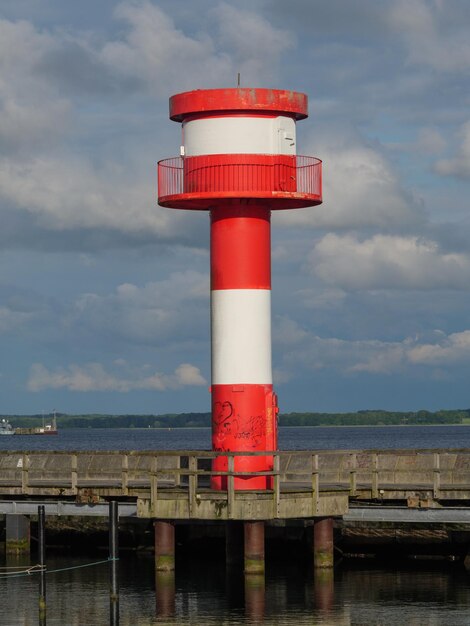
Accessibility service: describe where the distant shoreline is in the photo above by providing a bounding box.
[3,409,469,429]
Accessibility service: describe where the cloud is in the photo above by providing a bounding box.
[0,306,34,333]
[27,361,207,392]
[408,330,470,366]
[435,121,470,179]
[388,0,470,73]
[101,1,294,94]
[309,233,470,290]
[210,2,294,83]
[0,19,71,153]
[0,4,295,252]
[101,1,228,95]
[0,156,179,237]
[278,323,470,377]
[70,271,209,346]
[277,136,424,231]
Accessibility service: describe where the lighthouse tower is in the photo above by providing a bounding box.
[158,88,322,490]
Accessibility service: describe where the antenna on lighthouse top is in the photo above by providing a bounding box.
[237,72,241,87]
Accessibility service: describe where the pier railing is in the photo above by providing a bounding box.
[1,449,470,502]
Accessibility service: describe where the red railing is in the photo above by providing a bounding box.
[157,155,322,205]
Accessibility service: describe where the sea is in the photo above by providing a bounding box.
[1,425,470,625]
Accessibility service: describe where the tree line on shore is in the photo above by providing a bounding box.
[3,409,470,429]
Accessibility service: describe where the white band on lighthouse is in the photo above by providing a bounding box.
[183,116,296,156]
[211,289,272,385]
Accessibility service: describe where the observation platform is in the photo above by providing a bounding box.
[157,155,322,210]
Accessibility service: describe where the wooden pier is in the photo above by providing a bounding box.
[3,448,470,569]
[2,448,470,517]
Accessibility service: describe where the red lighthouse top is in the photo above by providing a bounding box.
[169,88,308,122]
[158,87,322,211]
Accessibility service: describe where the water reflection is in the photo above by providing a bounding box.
[155,571,175,620]
[313,568,334,614]
[244,574,265,622]
[1,553,470,625]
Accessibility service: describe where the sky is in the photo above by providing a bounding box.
[1,0,470,415]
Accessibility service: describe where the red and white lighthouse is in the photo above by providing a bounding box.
[158,88,322,490]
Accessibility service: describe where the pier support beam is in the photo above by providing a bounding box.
[313,517,334,569]
[154,520,175,572]
[226,521,244,567]
[6,514,30,555]
[244,521,265,575]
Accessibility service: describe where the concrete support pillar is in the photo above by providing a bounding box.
[244,521,265,575]
[6,514,30,555]
[226,521,244,567]
[155,571,175,619]
[154,520,175,572]
[313,517,334,569]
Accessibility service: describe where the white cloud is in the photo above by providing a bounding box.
[210,2,294,83]
[0,19,70,152]
[273,316,309,347]
[100,1,293,94]
[408,330,470,366]
[389,0,470,72]
[277,137,423,230]
[27,361,207,392]
[101,1,231,95]
[279,324,470,377]
[70,271,209,345]
[309,233,470,290]
[435,121,470,179]
[0,156,179,237]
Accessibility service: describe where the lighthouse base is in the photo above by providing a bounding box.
[211,383,278,490]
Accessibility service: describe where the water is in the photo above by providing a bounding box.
[1,424,470,452]
[1,554,470,625]
[1,425,470,624]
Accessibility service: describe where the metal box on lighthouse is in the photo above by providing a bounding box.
[158,88,322,490]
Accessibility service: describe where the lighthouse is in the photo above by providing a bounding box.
[158,88,322,490]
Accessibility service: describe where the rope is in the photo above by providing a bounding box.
[47,557,118,574]
[0,557,119,579]
[0,564,44,578]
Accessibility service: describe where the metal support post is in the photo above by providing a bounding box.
[154,520,175,572]
[244,521,265,575]
[313,517,334,568]
[109,500,119,624]
[38,505,46,619]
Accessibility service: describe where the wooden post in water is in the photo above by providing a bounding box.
[38,505,46,620]
[109,500,119,624]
